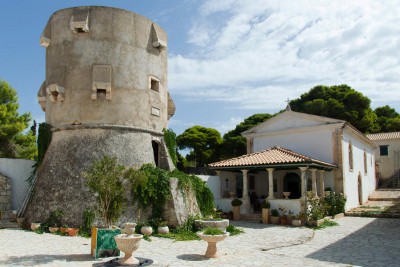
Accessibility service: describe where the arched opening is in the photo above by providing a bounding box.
[152,141,159,167]
[284,172,301,199]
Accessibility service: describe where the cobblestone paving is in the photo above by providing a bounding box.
[0,217,399,266]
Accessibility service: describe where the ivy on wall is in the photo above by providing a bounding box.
[37,122,52,165]
[163,128,177,167]
[125,164,215,219]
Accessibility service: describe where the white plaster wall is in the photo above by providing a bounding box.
[372,139,400,180]
[253,128,334,164]
[0,158,35,210]
[341,131,376,210]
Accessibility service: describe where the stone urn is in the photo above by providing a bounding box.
[197,232,230,258]
[140,226,153,236]
[194,219,229,231]
[157,226,169,234]
[292,219,302,227]
[31,222,41,231]
[283,191,291,199]
[124,222,137,235]
[114,234,143,265]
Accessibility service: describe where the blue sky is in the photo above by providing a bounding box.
[1,0,399,136]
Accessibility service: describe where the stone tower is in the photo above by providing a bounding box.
[26,6,178,225]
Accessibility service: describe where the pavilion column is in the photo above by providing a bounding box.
[311,169,318,198]
[299,167,308,198]
[241,169,251,213]
[318,170,325,197]
[267,168,275,199]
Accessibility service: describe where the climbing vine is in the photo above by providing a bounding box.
[163,128,177,167]
[37,122,52,165]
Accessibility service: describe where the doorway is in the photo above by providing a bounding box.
[284,172,301,199]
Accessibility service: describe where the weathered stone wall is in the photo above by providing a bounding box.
[0,174,11,220]
[164,178,201,226]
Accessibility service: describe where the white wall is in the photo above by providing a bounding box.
[0,158,35,210]
[341,132,376,210]
[372,139,400,180]
[253,128,334,164]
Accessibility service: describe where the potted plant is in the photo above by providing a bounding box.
[47,210,63,233]
[261,199,270,224]
[67,227,80,236]
[197,228,230,258]
[270,209,280,224]
[31,222,41,231]
[278,207,288,225]
[157,220,169,234]
[231,198,242,221]
[84,156,125,258]
[287,210,294,225]
[60,224,69,235]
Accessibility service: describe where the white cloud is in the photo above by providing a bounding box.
[169,0,400,111]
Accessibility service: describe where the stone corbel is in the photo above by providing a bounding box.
[47,84,65,103]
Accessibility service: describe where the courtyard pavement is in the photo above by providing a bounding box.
[0,217,399,267]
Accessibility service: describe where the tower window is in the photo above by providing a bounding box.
[149,76,160,92]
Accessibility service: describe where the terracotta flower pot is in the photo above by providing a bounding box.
[49,227,59,233]
[280,216,288,225]
[60,227,68,234]
[31,223,41,231]
[67,228,79,236]
[270,216,280,225]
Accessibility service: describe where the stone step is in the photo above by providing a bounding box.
[0,220,19,229]
[240,213,262,222]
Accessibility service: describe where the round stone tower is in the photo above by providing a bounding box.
[26,6,177,225]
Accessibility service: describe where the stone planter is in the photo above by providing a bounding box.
[270,216,280,225]
[140,226,153,236]
[49,227,59,233]
[31,223,41,231]
[124,222,137,235]
[195,219,229,231]
[261,208,269,224]
[16,217,25,227]
[292,219,302,227]
[232,206,240,221]
[114,234,143,265]
[197,232,230,258]
[157,226,169,234]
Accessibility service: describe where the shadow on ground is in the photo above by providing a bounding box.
[306,218,400,267]
[0,253,93,266]
[176,254,209,262]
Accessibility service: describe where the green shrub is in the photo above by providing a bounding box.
[261,200,271,209]
[323,192,346,216]
[271,209,279,217]
[231,198,242,206]
[226,224,244,236]
[203,228,225,235]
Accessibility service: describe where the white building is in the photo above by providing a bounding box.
[367,132,400,187]
[208,109,376,215]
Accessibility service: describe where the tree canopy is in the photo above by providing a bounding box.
[290,84,379,133]
[220,113,272,159]
[374,105,400,132]
[0,80,36,159]
[176,125,222,167]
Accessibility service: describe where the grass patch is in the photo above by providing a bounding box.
[358,206,381,209]
[226,225,244,236]
[154,231,200,241]
[307,219,339,230]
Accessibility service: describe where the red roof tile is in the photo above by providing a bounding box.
[209,146,336,169]
[367,132,400,141]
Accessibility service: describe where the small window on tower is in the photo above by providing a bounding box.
[150,77,160,92]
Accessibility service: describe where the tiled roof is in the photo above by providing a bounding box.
[208,146,336,169]
[367,132,400,141]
